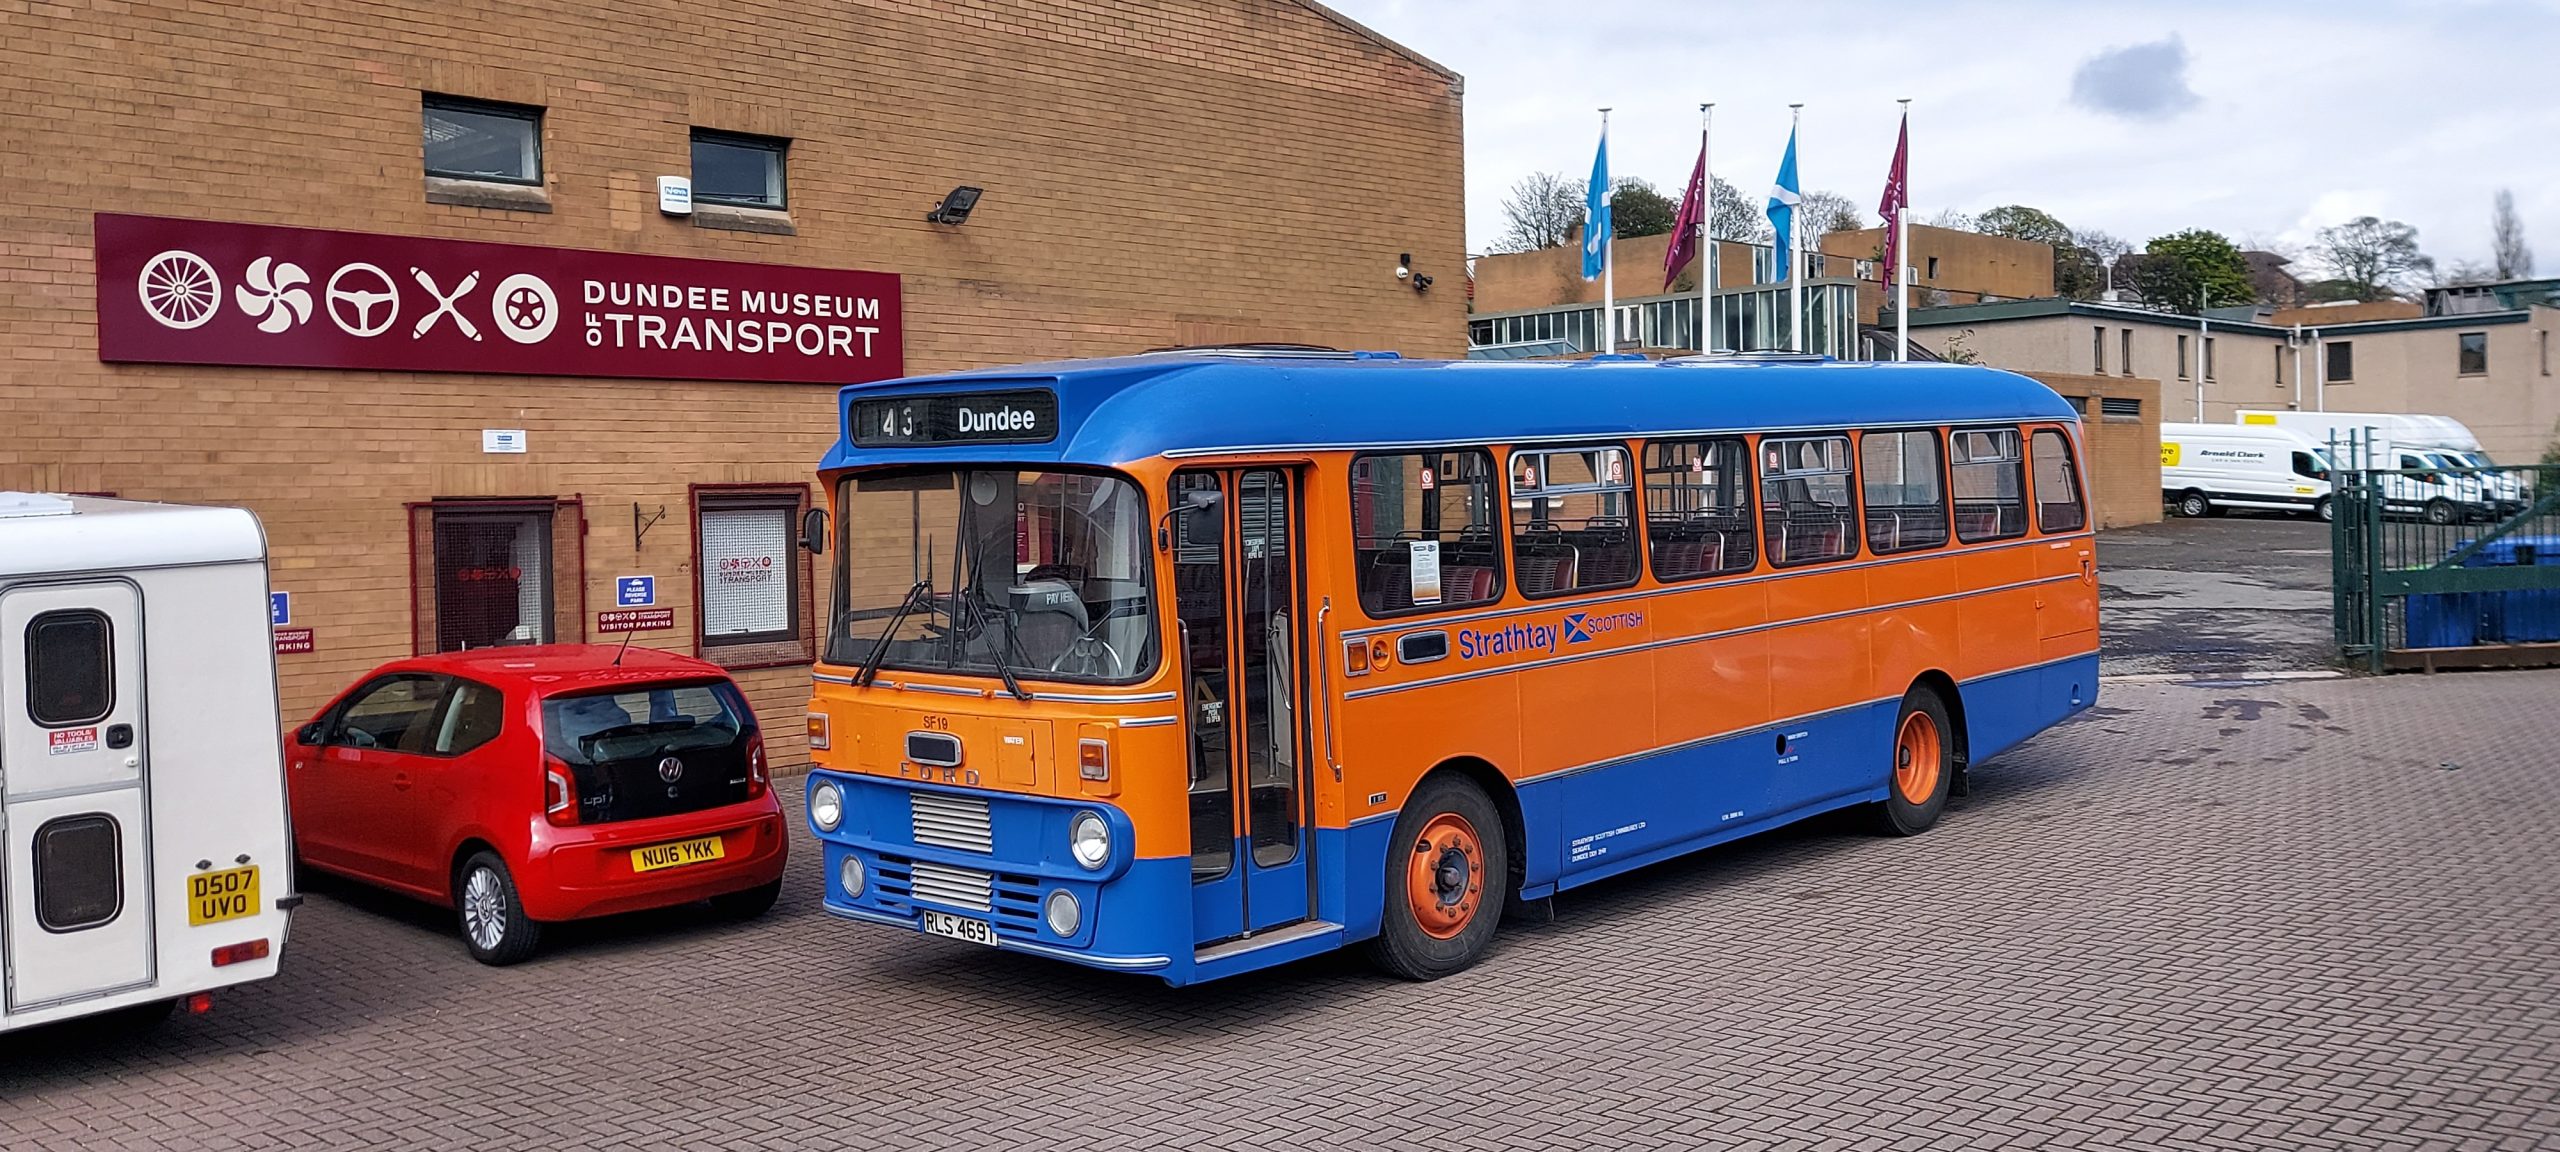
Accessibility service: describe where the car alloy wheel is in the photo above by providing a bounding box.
[462,865,508,952]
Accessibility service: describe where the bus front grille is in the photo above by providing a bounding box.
[910,791,994,854]
[905,860,995,912]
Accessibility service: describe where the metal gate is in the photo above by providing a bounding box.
[2334,445,2560,671]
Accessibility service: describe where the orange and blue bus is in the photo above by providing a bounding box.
[799,349,2098,984]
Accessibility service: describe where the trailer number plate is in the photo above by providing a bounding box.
[187,865,260,927]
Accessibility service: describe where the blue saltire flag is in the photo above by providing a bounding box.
[1766,125,1802,269]
[1581,129,1610,281]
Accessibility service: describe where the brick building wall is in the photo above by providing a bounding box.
[2025,373,2164,530]
[0,0,1467,768]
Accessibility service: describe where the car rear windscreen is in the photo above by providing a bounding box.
[541,681,756,824]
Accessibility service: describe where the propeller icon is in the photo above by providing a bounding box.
[236,256,315,334]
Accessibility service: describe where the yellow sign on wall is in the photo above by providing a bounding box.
[2160,442,2182,467]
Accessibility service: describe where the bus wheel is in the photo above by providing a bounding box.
[456,851,542,966]
[2176,490,2210,518]
[1367,775,1507,981]
[1872,688,1955,837]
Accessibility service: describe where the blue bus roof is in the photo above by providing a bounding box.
[818,353,2080,472]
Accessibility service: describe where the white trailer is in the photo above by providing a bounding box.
[0,493,294,1032]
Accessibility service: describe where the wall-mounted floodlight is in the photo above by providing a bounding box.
[927,186,984,225]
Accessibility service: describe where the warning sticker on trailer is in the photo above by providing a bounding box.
[49,727,99,755]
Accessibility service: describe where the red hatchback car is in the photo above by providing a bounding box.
[287,645,787,964]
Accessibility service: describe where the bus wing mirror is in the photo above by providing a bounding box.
[1181,492,1224,549]
[799,507,829,555]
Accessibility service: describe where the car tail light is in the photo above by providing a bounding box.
[1078,737,1110,782]
[210,939,270,967]
[747,736,769,800]
[545,755,579,826]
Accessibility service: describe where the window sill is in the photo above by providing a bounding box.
[692,204,796,236]
[699,638,812,670]
[425,177,553,213]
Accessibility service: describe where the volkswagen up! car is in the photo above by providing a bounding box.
[287,646,787,964]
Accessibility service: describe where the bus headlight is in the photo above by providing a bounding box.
[810,782,844,833]
[839,854,867,899]
[1068,810,1110,870]
[1044,889,1082,936]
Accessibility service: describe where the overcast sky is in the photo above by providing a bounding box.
[1330,0,2560,276]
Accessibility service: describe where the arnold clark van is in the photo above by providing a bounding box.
[2237,410,2518,519]
[2160,423,2335,521]
[0,493,293,1032]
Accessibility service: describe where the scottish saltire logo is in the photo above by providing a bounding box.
[1459,610,1643,659]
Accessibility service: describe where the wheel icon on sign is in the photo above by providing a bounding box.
[490,273,558,344]
[138,250,220,329]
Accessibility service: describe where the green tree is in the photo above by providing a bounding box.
[1609,179,1680,238]
[2133,229,2254,310]
[1974,205,2074,249]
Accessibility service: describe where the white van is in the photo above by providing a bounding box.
[0,493,293,1032]
[2234,412,2509,521]
[2160,423,2335,521]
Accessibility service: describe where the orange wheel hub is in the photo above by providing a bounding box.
[1894,710,1943,805]
[1405,812,1485,940]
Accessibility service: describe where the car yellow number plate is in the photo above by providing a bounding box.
[631,835,726,873]
[187,865,260,927]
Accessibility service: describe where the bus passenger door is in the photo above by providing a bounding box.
[1176,468,1314,947]
[1,582,155,1011]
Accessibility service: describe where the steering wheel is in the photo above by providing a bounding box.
[1048,633,1125,676]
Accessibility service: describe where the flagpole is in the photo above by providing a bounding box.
[1600,107,1615,356]
[1700,103,1715,354]
[1788,103,1806,353]
[1896,98,1911,362]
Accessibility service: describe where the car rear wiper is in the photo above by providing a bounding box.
[857,579,930,687]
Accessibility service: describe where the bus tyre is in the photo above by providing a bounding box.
[2425,498,2456,526]
[1367,775,1508,982]
[456,851,542,966]
[2176,490,2210,518]
[2313,497,2334,523]
[709,879,783,921]
[1872,688,1955,837]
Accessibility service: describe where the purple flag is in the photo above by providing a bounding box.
[1663,138,1707,290]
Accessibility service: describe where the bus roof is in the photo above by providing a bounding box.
[819,352,2082,472]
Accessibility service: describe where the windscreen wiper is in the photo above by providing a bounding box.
[856,580,929,687]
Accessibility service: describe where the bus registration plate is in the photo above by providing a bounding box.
[187,865,260,927]
[921,910,997,947]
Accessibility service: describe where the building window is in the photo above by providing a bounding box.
[2542,330,2551,376]
[2092,326,2107,374]
[2100,396,2143,419]
[1644,439,1756,581]
[691,130,788,210]
[2204,335,2217,381]
[2274,344,2285,388]
[1951,427,2027,542]
[2458,331,2488,376]
[2031,429,2086,533]
[1509,445,1637,597]
[2121,329,2134,376]
[695,487,813,667]
[422,95,542,185]
[2177,334,2191,380]
[411,500,584,653]
[26,610,113,727]
[1760,435,1858,566]
[1860,428,1947,554]
[2328,341,2355,383]
[1351,449,1503,616]
[1925,256,1940,280]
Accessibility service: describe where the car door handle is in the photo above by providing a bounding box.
[392,770,412,791]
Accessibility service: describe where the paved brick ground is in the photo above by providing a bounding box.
[5,671,2558,1150]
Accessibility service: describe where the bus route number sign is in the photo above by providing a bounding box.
[852,389,1058,447]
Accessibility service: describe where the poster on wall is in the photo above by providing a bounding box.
[94,213,903,385]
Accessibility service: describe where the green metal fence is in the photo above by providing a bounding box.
[2333,452,2560,671]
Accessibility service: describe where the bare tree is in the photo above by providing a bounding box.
[2493,189,2534,280]
[1799,190,1865,236]
[2313,216,2436,302]
[1710,176,1769,243]
[1494,171,1587,253]
[1922,207,1976,231]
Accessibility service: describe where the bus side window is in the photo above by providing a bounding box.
[1951,427,2028,542]
[1859,428,1948,554]
[2032,429,2087,533]
[1643,438,1757,580]
[1759,434,1859,567]
[1509,444,1638,597]
[1350,449,1502,617]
